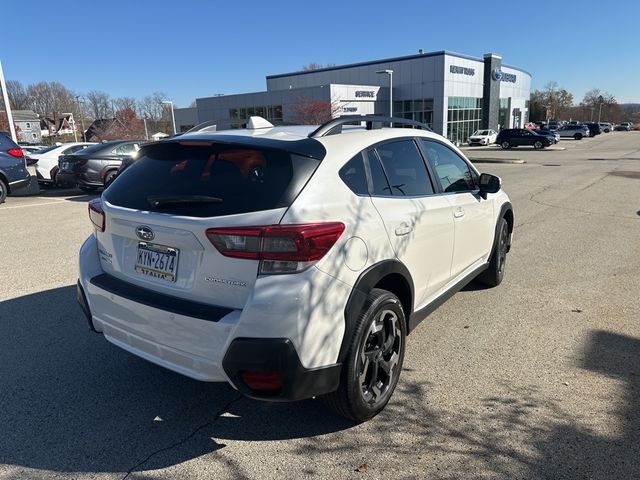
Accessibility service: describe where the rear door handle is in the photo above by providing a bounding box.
[453,207,465,218]
[395,222,413,236]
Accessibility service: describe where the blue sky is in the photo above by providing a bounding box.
[2,0,639,107]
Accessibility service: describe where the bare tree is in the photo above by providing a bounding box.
[86,90,111,119]
[292,96,343,124]
[26,81,75,117]
[5,81,30,110]
[138,92,167,121]
[113,97,137,112]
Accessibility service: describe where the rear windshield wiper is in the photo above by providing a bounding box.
[147,195,223,208]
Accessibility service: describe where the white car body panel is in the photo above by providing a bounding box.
[78,120,513,389]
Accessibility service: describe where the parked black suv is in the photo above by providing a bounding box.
[585,123,601,137]
[56,140,143,191]
[496,129,553,149]
[0,134,30,203]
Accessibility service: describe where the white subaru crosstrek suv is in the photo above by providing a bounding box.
[77,115,513,422]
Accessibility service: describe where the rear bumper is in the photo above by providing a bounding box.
[77,274,342,399]
[56,171,77,187]
[57,171,103,188]
[223,338,341,401]
[77,234,349,399]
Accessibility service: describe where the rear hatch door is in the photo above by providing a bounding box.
[99,139,320,310]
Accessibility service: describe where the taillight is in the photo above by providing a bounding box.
[88,198,105,232]
[206,222,345,274]
[240,371,282,393]
[7,148,24,158]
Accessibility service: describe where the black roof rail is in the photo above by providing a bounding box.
[308,115,433,138]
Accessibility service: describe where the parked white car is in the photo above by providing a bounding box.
[78,115,513,422]
[598,122,612,133]
[20,145,46,155]
[467,129,498,146]
[28,142,96,184]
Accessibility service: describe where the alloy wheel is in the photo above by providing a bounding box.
[497,222,508,276]
[357,309,403,408]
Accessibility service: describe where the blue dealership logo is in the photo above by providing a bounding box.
[492,68,517,83]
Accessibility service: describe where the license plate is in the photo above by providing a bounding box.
[61,162,70,170]
[135,242,179,282]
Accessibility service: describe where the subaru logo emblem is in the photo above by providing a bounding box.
[136,225,154,241]
[492,68,503,81]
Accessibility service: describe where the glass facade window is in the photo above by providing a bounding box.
[498,98,510,131]
[228,104,284,129]
[446,97,482,144]
[393,98,434,127]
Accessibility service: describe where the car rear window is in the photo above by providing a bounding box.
[0,134,19,149]
[104,141,320,217]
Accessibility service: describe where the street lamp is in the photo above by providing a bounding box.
[375,69,393,119]
[162,100,177,135]
[597,95,604,123]
[74,95,86,142]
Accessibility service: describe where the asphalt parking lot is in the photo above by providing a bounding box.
[1,132,639,479]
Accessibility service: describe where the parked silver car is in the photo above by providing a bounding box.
[556,124,590,140]
[598,122,612,133]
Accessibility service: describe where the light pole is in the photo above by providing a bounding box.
[0,59,17,142]
[75,95,86,142]
[143,117,149,140]
[597,95,604,123]
[162,100,176,135]
[70,116,78,142]
[375,69,393,119]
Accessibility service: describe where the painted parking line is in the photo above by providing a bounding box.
[0,199,70,210]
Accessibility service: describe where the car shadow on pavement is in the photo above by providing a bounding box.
[2,286,639,478]
[0,286,352,476]
[525,330,640,479]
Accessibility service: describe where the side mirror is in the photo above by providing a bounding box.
[479,173,501,199]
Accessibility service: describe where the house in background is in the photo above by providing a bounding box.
[0,110,42,144]
[151,132,169,141]
[40,113,76,138]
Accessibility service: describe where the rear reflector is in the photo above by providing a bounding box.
[88,198,105,232]
[240,370,283,393]
[206,222,345,274]
[7,148,24,158]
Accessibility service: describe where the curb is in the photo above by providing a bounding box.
[468,158,525,164]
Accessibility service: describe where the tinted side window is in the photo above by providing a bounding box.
[114,143,139,155]
[374,140,434,196]
[339,153,368,195]
[420,140,476,193]
[64,145,85,154]
[367,149,392,196]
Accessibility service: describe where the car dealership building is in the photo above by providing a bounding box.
[175,51,531,144]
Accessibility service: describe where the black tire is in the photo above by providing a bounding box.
[79,186,98,193]
[574,133,583,140]
[0,178,7,204]
[500,141,511,149]
[533,140,543,149]
[323,288,406,423]
[477,217,509,287]
[104,170,117,188]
